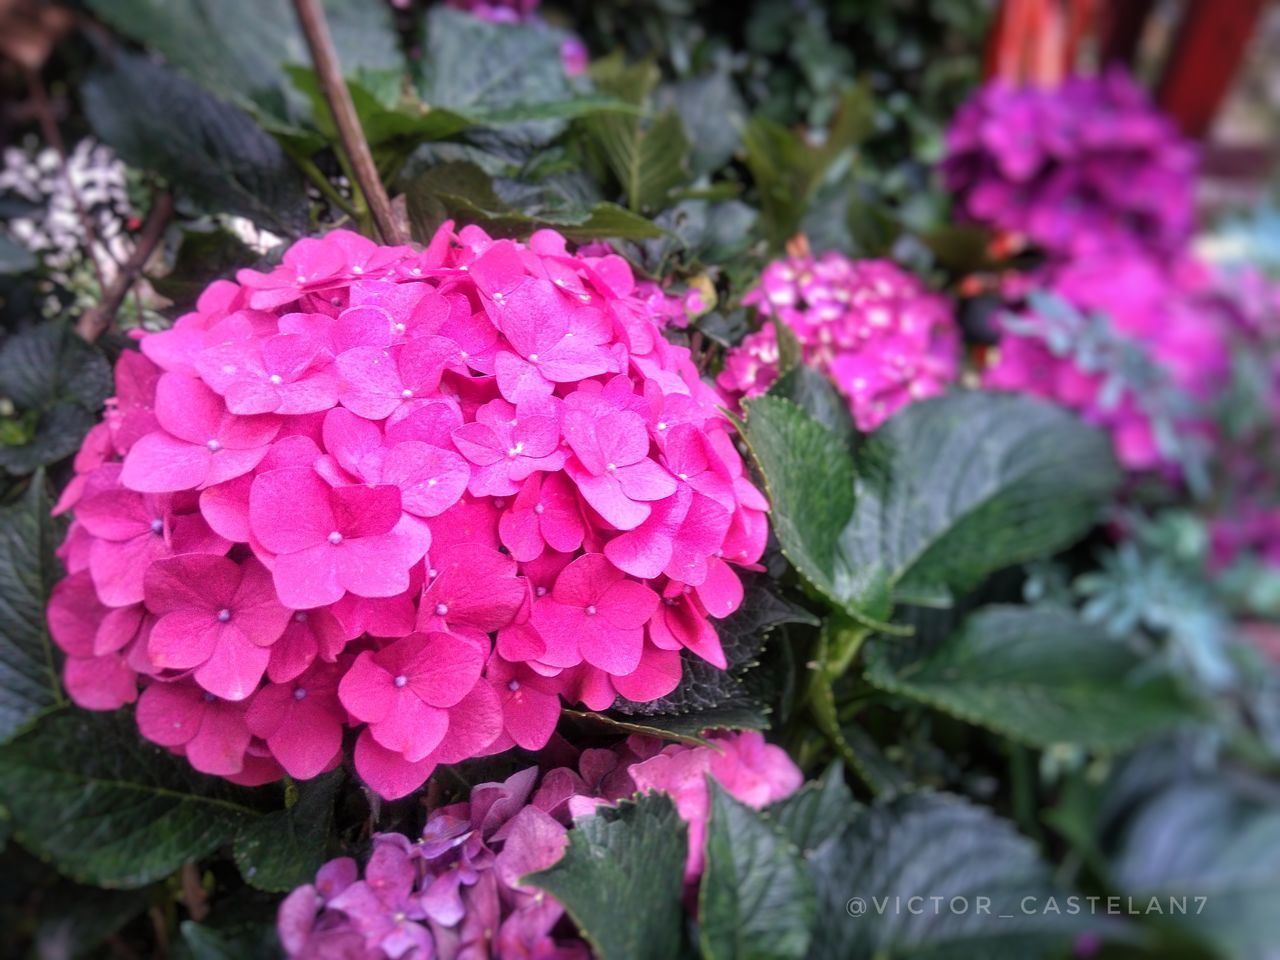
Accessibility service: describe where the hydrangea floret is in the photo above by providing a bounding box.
[717,252,960,432]
[47,224,768,798]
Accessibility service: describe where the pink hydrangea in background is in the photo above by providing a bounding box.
[718,253,960,432]
[983,252,1234,474]
[47,225,768,800]
[279,732,802,958]
[941,70,1197,258]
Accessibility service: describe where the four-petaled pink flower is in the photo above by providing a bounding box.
[451,396,566,496]
[144,555,290,701]
[249,467,431,608]
[532,554,659,676]
[339,631,487,761]
[563,407,675,530]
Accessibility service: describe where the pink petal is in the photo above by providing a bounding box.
[354,729,436,800]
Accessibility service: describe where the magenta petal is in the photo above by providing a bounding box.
[354,729,436,800]
[612,645,683,702]
[370,694,448,762]
[120,432,210,492]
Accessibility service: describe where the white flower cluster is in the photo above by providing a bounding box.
[0,139,133,278]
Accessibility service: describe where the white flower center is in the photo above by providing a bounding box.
[328,531,343,545]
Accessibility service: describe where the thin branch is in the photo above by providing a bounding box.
[291,0,405,244]
[76,192,172,343]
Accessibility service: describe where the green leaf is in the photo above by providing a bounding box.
[526,793,689,960]
[767,365,854,442]
[234,770,342,892]
[611,577,817,729]
[406,162,662,243]
[0,709,260,887]
[657,71,747,178]
[1103,762,1280,959]
[581,57,691,213]
[0,323,111,474]
[765,762,859,856]
[840,391,1121,611]
[34,885,154,958]
[699,780,815,960]
[744,85,874,249]
[84,51,307,235]
[0,476,64,743]
[740,395,855,611]
[746,391,1120,626]
[417,7,578,151]
[808,793,1086,960]
[866,605,1194,751]
[85,0,402,136]
[0,236,35,275]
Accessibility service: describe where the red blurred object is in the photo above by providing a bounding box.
[985,0,1265,140]
[983,0,1100,87]
[1156,0,1267,138]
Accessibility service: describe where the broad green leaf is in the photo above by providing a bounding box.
[85,0,402,136]
[34,885,153,958]
[740,395,855,606]
[657,71,747,178]
[582,57,691,213]
[0,709,260,887]
[417,7,578,150]
[526,793,689,960]
[767,364,854,442]
[746,390,1119,625]
[744,85,874,249]
[612,577,817,729]
[699,781,815,960]
[0,323,111,474]
[406,162,662,243]
[0,476,64,742]
[1106,769,1280,959]
[84,52,307,235]
[808,793,1086,960]
[865,605,1193,751]
[765,762,859,856]
[234,770,342,892]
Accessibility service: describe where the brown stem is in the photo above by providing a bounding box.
[179,862,210,923]
[291,0,404,244]
[76,192,172,343]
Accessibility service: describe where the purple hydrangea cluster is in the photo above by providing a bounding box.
[984,252,1234,472]
[718,254,960,432]
[279,731,802,958]
[942,71,1197,258]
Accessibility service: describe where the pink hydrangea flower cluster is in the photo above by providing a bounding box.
[941,70,1197,257]
[718,253,960,432]
[983,252,1233,473]
[46,225,768,798]
[278,731,802,958]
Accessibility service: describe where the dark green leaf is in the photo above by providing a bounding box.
[85,0,402,135]
[582,57,691,213]
[406,162,662,243]
[0,709,259,887]
[767,365,855,442]
[699,780,815,960]
[526,793,689,960]
[0,236,35,275]
[0,323,111,474]
[34,885,153,959]
[417,7,578,151]
[866,605,1194,751]
[765,762,859,856]
[178,918,279,960]
[84,51,307,234]
[234,770,342,892]
[0,476,63,743]
[808,793,1086,960]
[657,72,746,178]
[740,395,855,612]
[840,392,1121,611]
